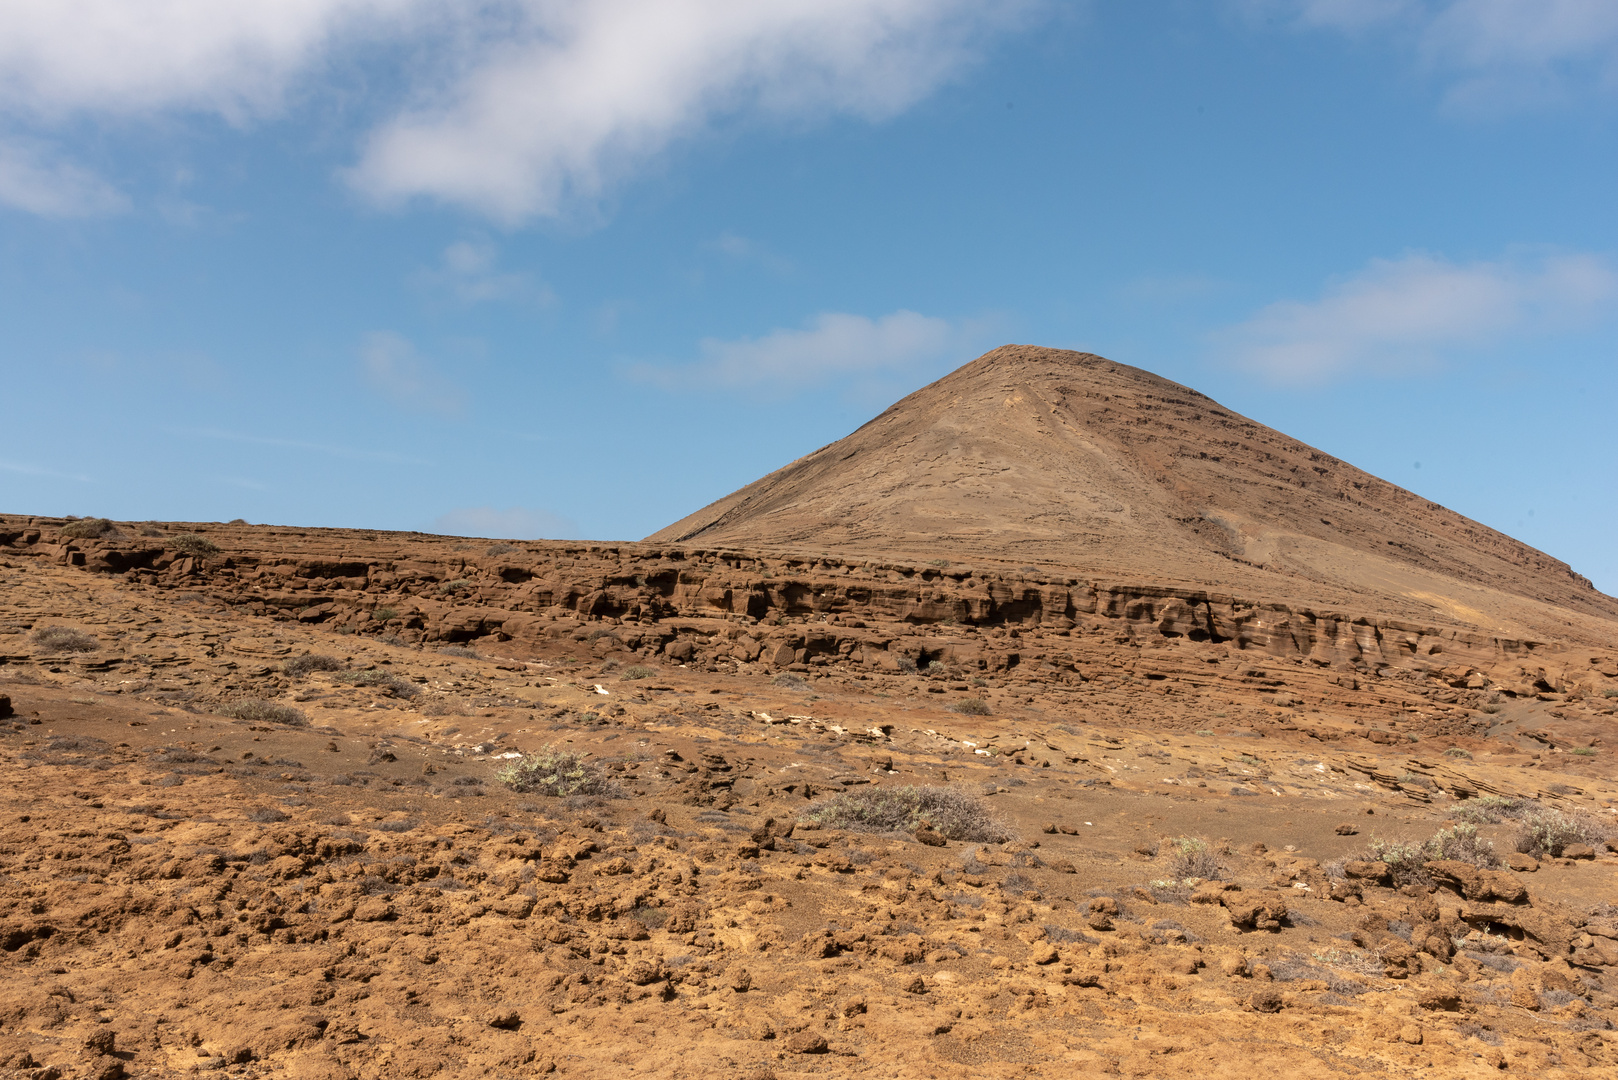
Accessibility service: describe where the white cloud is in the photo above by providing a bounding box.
[0,1,1027,221]
[415,238,553,306]
[669,309,970,389]
[0,0,420,120]
[359,331,468,415]
[1257,0,1618,108]
[346,0,1030,221]
[1220,250,1618,382]
[0,139,127,216]
[432,505,580,540]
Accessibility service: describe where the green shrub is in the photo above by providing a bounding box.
[221,699,308,727]
[372,606,399,623]
[60,517,118,539]
[1443,747,1472,759]
[1511,808,1608,858]
[772,672,808,689]
[334,669,420,698]
[496,746,618,797]
[950,698,991,716]
[31,626,99,653]
[1569,747,1597,757]
[283,654,344,678]
[620,665,656,680]
[170,533,220,557]
[799,785,1012,843]
[1603,689,1618,699]
[485,543,518,555]
[437,580,473,595]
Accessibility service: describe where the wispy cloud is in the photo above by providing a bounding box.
[1218,249,1618,382]
[636,309,983,392]
[0,458,93,482]
[0,138,127,216]
[705,231,793,274]
[413,238,553,306]
[358,331,468,416]
[431,505,580,540]
[1252,0,1618,109]
[177,426,430,466]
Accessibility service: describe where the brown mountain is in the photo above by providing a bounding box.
[650,344,1618,643]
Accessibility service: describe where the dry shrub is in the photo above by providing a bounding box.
[221,699,309,727]
[170,533,220,557]
[60,517,119,539]
[31,626,99,653]
[1165,836,1225,881]
[438,645,480,659]
[496,746,619,798]
[334,669,420,698]
[1450,795,1529,825]
[1511,808,1609,858]
[799,785,1013,843]
[284,653,344,678]
[1368,823,1497,884]
[619,665,656,680]
[950,698,991,716]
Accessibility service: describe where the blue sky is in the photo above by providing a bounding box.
[2,1,1616,593]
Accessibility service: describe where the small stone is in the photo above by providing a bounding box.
[729,967,753,992]
[903,975,927,994]
[488,1011,522,1030]
[785,1032,828,1055]
[913,826,946,847]
[1249,987,1283,1013]
[84,1029,117,1055]
[1563,843,1596,860]
[1398,1023,1423,1045]
[1334,823,1358,835]
[1030,943,1059,965]
[353,897,394,923]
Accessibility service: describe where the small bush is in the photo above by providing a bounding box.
[372,606,399,623]
[1165,836,1225,882]
[334,669,420,698]
[283,654,344,678]
[1450,795,1529,826]
[620,665,656,680]
[950,698,991,716]
[437,580,473,595]
[60,517,119,539]
[170,533,220,557]
[137,523,166,537]
[247,807,290,823]
[1511,808,1608,858]
[31,626,100,653]
[221,699,309,727]
[485,543,518,555]
[1569,747,1597,757]
[1444,747,1472,759]
[1480,704,1503,714]
[896,657,918,674]
[496,746,619,798]
[438,645,480,659]
[772,672,808,689]
[1368,823,1497,883]
[799,785,1013,843]
[1602,688,1618,699]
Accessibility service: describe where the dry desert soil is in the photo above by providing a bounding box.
[1,347,1616,1080]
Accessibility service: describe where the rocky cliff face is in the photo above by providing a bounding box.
[7,517,1613,742]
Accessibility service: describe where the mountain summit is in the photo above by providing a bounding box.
[650,345,1616,640]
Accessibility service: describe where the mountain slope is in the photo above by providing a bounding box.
[649,344,1617,639]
